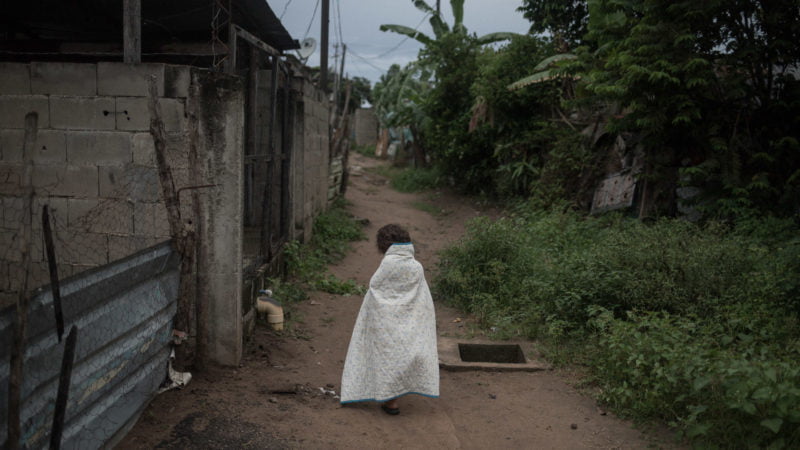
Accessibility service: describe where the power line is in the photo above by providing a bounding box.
[347,48,388,73]
[335,0,345,48]
[302,0,321,40]
[279,0,294,20]
[375,12,430,59]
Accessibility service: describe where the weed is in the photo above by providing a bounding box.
[433,209,800,448]
[411,201,450,217]
[353,144,376,158]
[271,199,368,318]
[367,166,444,193]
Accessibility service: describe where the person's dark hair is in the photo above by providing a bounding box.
[376,224,411,254]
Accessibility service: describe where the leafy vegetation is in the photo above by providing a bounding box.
[271,198,367,302]
[370,2,800,446]
[367,165,444,193]
[580,0,800,217]
[434,209,800,447]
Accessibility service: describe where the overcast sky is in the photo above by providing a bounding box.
[273,0,531,85]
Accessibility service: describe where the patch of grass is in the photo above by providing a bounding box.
[411,201,450,217]
[312,274,366,296]
[353,144,376,158]
[273,198,368,305]
[391,167,444,192]
[367,166,444,193]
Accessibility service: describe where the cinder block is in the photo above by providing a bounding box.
[1,195,24,228]
[133,201,170,237]
[0,129,23,162]
[31,62,97,95]
[0,63,31,94]
[108,234,138,262]
[32,195,68,232]
[1,129,65,164]
[99,165,160,201]
[33,130,67,164]
[0,163,26,196]
[70,197,129,234]
[0,261,8,290]
[115,97,186,132]
[132,132,155,166]
[58,230,108,265]
[0,228,20,262]
[0,291,17,309]
[66,131,131,166]
[165,65,190,98]
[8,261,51,290]
[67,197,99,228]
[33,165,99,198]
[97,62,165,97]
[50,96,115,130]
[0,95,50,128]
[28,226,45,263]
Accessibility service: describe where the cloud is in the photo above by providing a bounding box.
[276,0,529,84]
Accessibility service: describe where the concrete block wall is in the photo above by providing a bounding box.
[298,82,330,243]
[0,62,189,302]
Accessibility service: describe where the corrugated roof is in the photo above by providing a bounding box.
[2,0,299,51]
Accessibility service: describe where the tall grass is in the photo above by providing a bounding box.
[434,209,800,447]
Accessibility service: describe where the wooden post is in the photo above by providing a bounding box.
[123,0,141,63]
[187,75,207,370]
[320,0,329,90]
[49,326,77,450]
[147,76,195,366]
[246,46,259,225]
[42,205,64,342]
[8,112,38,450]
[225,23,238,74]
[260,56,280,259]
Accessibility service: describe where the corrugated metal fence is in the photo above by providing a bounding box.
[0,241,179,449]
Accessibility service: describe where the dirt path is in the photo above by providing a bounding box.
[119,152,679,449]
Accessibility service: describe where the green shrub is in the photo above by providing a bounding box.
[434,210,800,447]
[592,310,800,448]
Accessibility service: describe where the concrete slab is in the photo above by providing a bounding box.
[437,337,551,372]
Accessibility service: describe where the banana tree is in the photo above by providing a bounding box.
[380,0,518,47]
[373,62,433,166]
[507,53,578,91]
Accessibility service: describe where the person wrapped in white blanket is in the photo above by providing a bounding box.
[340,224,439,415]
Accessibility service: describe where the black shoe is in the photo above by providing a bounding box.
[381,403,400,415]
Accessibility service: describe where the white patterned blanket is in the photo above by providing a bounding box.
[340,243,439,403]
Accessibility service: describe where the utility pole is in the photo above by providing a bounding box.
[320,0,330,91]
[436,0,440,14]
[123,0,141,63]
[337,44,347,110]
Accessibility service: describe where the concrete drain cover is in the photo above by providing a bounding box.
[459,343,526,364]
[438,337,550,372]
